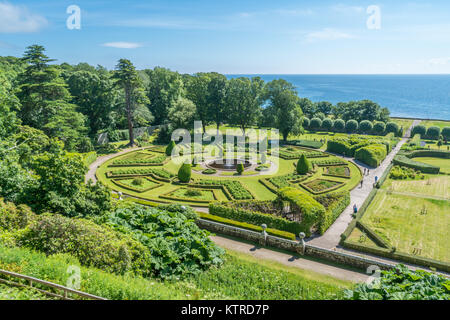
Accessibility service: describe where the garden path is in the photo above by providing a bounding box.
[307,120,422,249]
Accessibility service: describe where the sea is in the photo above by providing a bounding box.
[227,75,450,121]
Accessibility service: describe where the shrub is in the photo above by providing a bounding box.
[373,121,386,135]
[355,144,387,167]
[315,191,350,234]
[393,155,440,174]
[278,187,326,237]
[302,117,310,129]
[321,118,333,131]
[385,122,399,135]
[132,178,144,186]
[327,139,352,156]
[202,168,217,175]
[185,188,202,197]
[165,140,176,156]
[345,120,359,133]
[310,118,322,131]
[19,214,152,276]
[359,120,373,134]
[442,127,450,140]
[209,203,307,235]
[426,126,441,140]
[296,154,312,174]
[412,125,426,137]
[178,162,192,183]
[236,163,244,175]
[333,119,345,132]
[344,265,450,300]
[390,166,423,180]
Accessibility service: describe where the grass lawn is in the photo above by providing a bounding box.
[361,176,450,262]
[414,157,450,175]
[421,120,450,130]
[391,118,414,131]
[169,188,216,201]
[119,178,159,190]
[383,174,449,199]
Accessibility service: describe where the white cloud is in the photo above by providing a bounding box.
[276,9,314,16]
[102,42,143,49]
[331,4,364,14]
[305,28,355,42]
[428,57,450,65]
[0,2,47,33]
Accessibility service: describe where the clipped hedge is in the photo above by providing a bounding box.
[278,187,326,237]
[198,212,296,240]
[393,155,440,174]
[355,144,387,167]
[209,203,306,235]
[315,191,350,235]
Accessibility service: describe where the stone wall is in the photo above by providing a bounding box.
[197,219,394,271]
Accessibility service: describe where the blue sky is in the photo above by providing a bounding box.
[1,0,450,74]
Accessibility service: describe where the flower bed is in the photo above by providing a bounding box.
[111,177,163,193]
[323,166,351,179]
[301,179,344,195]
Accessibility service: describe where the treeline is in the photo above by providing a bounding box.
[412,125,450,141]
[1,44,393,153]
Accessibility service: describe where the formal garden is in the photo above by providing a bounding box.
[96,132,369,240]
[341,131,450,271]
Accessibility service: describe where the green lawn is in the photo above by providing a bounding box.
[421,120,450,130]
[391,118,414,131]
[383,173,449,199]
[361,191,449,262]
[414,157,450,174]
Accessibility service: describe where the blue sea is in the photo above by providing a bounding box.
[227,75,450,120]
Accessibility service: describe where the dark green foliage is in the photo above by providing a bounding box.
[385,122,399,135]
[105,203,224,278]
[165,140,176,156]
[302,117,310,128]
[315,191,350,234]
[359,120,373,134]
[344,265,450,300]
[236,163,244,175]
[345,120,358,133]
[195,180,253,200]
[178,162,192,183]
[442,127,450,140]
[373,121,386,135]
[202,169,217,175]
[426,126,441,140]
[333,119,345,132]
[296,154,312,174]
[322,118,333,131]
[355,144,387,167]
[412,125,426,137]
[310,117,322,130]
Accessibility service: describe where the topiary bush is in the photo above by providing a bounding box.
[412,125,426,137]
[385,122,399,135]
[355,144,387,167]
[165,140,176,156]
[333,119,345,132]
[310,118,322,131]
[296,154,312,174]
[302,117,310,129]
[359,120,373,134]
[236,163,244,175]
[321,118,333,132]
[346,120,359,133]
[442,127,450,140]
[426,126,441,140]
[373,121,386,136]
[178,162,192,183]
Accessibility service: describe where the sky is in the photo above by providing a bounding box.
[0,0,450,74]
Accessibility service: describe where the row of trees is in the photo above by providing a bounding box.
[303,117,402,136]
[412,125,450,141]
[2,44,395,151]
[299,99,390,123]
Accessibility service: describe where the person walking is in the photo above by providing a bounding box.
[375,176,379,184]
[353,204,358,214]
[367,169,370,176]
[364,168,366,175]
[360,179,364,188]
